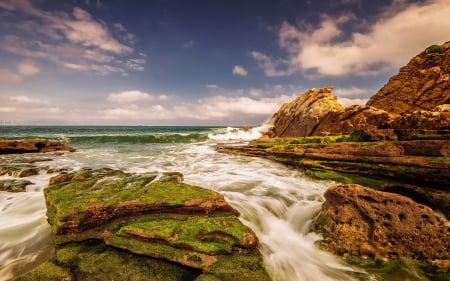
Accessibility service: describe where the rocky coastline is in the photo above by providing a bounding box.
[217,42,450,277]
[0,143,270,280]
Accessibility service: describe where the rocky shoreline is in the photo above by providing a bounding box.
[218,42,450,277]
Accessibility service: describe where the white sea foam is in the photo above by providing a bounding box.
[208,123,271,141]
[0,134,359,281]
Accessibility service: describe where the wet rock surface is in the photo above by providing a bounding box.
[311,184,450,272]
[15,168,270,281]
[0,139,75,154]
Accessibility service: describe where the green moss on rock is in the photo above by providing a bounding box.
[14,241,199,281]
[34,168,271,281]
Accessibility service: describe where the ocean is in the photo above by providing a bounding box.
[0,126,426,281]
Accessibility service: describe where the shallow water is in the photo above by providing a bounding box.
[0,126,431,281]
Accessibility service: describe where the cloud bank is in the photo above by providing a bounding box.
[0,0,143,76]
[253,0,450,77]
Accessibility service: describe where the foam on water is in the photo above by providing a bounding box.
[0,126,359,281]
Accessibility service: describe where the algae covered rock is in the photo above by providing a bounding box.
[0,179,33,192]
[311,184,450,273]
[16,168,270,281]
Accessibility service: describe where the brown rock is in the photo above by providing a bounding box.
[313,106,398,136]
[367,41,450,113]
[267,86,344,137]
[0,139,75,154]
[312,184,450,271]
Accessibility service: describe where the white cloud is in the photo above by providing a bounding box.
[107,90,154,103]
[337,97,368,107]
[0,0,142,75]
[333,86,373,98]
[232,65,248,76]
[0,95,61,117]
[253,0,450,77]
[96,85,299,124]
[0,61,40,84]
[205,84,219,89]
[250,51,297,77]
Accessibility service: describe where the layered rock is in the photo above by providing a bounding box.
[0,139,75,154]
[16,168,270,281]
[216,139,450,217]
[367,42,450,113]
[267,86,344,137]
[265,87,449,138]
[311,184,450,272]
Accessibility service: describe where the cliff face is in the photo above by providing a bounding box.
[367,41,450,113]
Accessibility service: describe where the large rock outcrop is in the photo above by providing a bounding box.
[0,139,75,154]
[367,41,450,113]
[311,184,450,272]
[15,168,270,281]
[268,86,344,137]
[266,87,450,138]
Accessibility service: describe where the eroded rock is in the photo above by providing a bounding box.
[311,184,450,272]
[16,168,270,281]
[367,41,450,114]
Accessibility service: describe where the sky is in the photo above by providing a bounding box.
[0,0,449,126]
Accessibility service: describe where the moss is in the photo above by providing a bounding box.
[306,169,387,189]
[194,274,222,281]
[45,168,224,233]
[205,252,271,281]
[116,216,251,255]
[15,242,200,281]
[310,212,336,235]
[0,179,33,192]
[348,256,449,281]
[426,44,444,53]
[13,261,72,281]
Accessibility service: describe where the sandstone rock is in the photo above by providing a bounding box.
[0,139,75,154]
[367,41,450,114]
[217,139,450,216]
[267,86,344,137]
[21,168,270,281]
[266,86,449,138]
[313,105,398,137]
[311,184,450,272]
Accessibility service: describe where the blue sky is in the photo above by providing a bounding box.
[0,0,449,125]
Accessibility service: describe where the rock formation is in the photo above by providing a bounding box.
[16,168,270,281]
[367,42,450,113]
[311,184,450,272]
[265,87,450,138]
[0,139,75,154]
[268,86,344,137]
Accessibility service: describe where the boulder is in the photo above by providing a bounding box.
[16,168,270,281]
[367,42,450,113]
[311,184,450,272]
[267,86,344,137]
[0,139,75,154]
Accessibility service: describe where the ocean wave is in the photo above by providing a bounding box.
[207,124,271,141]
[66,133,209,144]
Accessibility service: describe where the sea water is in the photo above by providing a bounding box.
[0,126,409,281]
